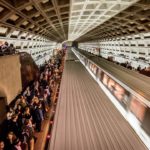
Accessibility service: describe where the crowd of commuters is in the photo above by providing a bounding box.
[0,49,65,150]
[106,57,150,77]
[0,41,17,56]
[118,61,150,76]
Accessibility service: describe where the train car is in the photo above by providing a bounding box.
[72,48,150,149]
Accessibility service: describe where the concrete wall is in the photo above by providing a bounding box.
[0,55,22,105]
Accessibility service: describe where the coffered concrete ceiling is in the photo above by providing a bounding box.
[0,0,70,42]
[0,0,149,42]
[68,0,139,41]
[76,0,150,42]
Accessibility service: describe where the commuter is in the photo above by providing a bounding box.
[19,96,27,110]
[23,87,32,104]
[0,49,65,149]
[0,141,5,150]
[45,86,51,105]
[41,74,48,89]
[5,131,21,150]
[22,119,35,150]
[137,65,141,71]
[8,44,16,54]
[6,107,14,121]
[1,42,9,54]
[0,41,17,55]
[8,114,20,137]
[15,104,22,116]
[13,138,22,150]
[34,103,43,132]
[23,107,32,121]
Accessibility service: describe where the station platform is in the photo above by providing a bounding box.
[48,48,147,150]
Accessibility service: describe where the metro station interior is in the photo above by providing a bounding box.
[0,0,150,150]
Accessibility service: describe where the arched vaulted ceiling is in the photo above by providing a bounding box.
[69,0,139,41]
[76,0,150,42]
[0,0,149,42]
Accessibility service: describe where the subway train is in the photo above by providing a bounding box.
[72,48,150,149]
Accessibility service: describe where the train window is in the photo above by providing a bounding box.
[114,83,130,109]
[93,65,97,75]
[98,69,102,79]
[102,74,109,86]
[84,58,87,66]
[99,71,104,81]
[91,64,94,72]
[108,79,115,92]
[129,97,146,122]
[89,63,92,70]
[114,83,125,101]
[141,108,150,136]
[107,79,130,109]
[96,67,99,76]
[89,62,97,75]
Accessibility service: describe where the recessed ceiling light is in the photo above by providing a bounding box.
[0,27,8,34]
[9,14,19,21]
[25,5,33,11]
[42,0,49,3]
[22,21,29,26]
